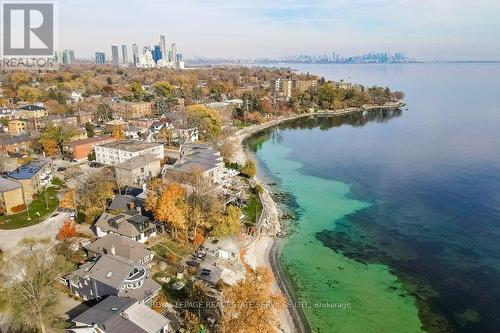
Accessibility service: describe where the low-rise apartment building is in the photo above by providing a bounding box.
[7,159,53,200]
[63,135,116,161]
[0,177,26,214]
[0,135,33,154]
[114,154,161,186]
[95,140,164,165]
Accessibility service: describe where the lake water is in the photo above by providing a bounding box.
[248,63,500,333]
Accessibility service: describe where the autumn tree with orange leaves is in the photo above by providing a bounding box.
[56,220,77,241]
[146,182,187,239]
[222,266,285,333]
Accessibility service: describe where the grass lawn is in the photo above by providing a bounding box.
[0,186,60,230]
[242,190,263,226]
[150,238,196,261]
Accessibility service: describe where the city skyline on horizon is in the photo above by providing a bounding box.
[59,1,500,61]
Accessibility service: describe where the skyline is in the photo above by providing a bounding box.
[59,1,500,61]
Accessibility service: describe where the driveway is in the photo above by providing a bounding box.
[0,212,69,253]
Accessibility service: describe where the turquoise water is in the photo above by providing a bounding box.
[250,63,500,332]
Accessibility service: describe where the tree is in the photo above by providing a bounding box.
[147,182,187,239]
[219,139,238,161]
[95,103,113,122]
[152,81,175,97]
[222,267,285,333]
[4,238,71,333]
[241,159,257,178]
[76,169,117,223]
[125,81,145,101]
[157,127,173,145]
[186,104,222,141]
[56,220,77,240]
[213,205,241,237]
[112,124,125,139]
[17,85,43,103]
[84,122,95,137]
[38,123,78,156]
[59,188,76,210]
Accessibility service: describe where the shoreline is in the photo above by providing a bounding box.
[234,102,404,333]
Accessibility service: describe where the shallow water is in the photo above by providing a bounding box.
[249,63,500,332]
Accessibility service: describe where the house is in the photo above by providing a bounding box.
[108,193,145,214]
[163,144,225,186]
[114,154,161,186]
[70,91,83,102]
[7,120,27,135]
[93,210,157,243]
[15,104,48,118]
[85,234,155,266]
[7,159,53,200]
[63,135,116,161]
[104,119,129,131]
[203,237,239,261]
[67,255,161,304]
[0,134,33,154]
[0,177,26,214]
[95,140,164,165]
[68,296,170,333]
[0,107,16,119]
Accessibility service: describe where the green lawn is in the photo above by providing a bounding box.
[0,186,60,230]
[150,238,196,261]
[242,190,263,226]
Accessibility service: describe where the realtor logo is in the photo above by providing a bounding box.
[1,2,57,70]
[2,2,54,55]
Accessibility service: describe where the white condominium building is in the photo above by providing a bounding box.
[95,140,164,165]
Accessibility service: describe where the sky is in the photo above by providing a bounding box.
[59,0,500,61]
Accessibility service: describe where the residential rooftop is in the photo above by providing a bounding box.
[65,135,115,147]
[85,234,153,263]
[0,176,22,192]
[114,153,159,171]
[97,140,163,153]
[8,159,51,180]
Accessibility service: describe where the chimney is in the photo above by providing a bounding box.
[110,244,116,256]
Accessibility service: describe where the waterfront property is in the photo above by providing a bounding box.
[66,254,161,304]
[95,140,164,165]
[93,210,157,243]
[69,295,170,333]
[85,233,155,266]
[7,159,53,201]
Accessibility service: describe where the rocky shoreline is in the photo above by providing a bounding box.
[232,102,405,332]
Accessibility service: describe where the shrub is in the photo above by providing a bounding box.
[56,220,77,241]
[11,204,27,213]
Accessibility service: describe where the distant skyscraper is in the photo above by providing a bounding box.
[111,45,120,65]
[159,35,167,60]
[121,45,128,64]
[171,43,177,68]
[62,50,75,64]
[95,52,106,64]
[132,44,139,66]
[168,50,173,62]
[54,51,62,64]
[152,45,162,64]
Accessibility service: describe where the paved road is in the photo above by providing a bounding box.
[0,212,69,253]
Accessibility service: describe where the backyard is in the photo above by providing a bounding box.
[0,185,60,230]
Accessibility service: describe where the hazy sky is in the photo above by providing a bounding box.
[59,0,500,60]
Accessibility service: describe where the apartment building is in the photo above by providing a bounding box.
[95,140,164,165]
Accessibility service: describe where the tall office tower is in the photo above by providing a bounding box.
[95,52,106,64]
[168,50,173,62]
[62,50,75,64]
[176,53,183,62]
[159,35,167,60]
[111,45,120,65]
[121,45,128,64]
[54,51,62,64]
[152,45,162,64]
[171,43,177,68]
[132,44,139,66]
